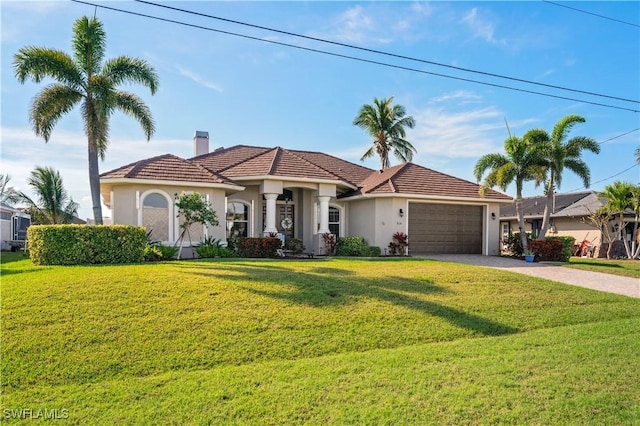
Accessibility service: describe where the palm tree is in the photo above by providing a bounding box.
[635,146,640,164]
[353,96,416,169]
[19,166,78,224]
[600,181,635,259]
[474,132,544,251]
[531,115,600,240]
[14,16,158,225]
[0,174,21,206]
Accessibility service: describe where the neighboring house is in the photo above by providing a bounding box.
[499,191,637,251]
[100,132,512,255]
[0,203,31,251]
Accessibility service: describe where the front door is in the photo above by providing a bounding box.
[263,204,295,239]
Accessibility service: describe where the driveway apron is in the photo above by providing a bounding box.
[423,254,640,299]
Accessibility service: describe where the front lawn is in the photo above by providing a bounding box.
[564,257,640,278]
[2,252,639,424]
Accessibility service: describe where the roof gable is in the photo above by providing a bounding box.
[352,163,512,201]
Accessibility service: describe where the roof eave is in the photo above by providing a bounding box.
[228,175,357,190]
[100,178,245,192]
[342,192,513,203]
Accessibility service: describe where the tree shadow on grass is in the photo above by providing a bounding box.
[184,262,518,338]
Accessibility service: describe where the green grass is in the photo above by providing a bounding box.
[2,252,639,424]
[564,257,640,278]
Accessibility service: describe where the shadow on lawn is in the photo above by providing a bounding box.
[181,262,518,338]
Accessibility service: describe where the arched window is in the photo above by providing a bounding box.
[141,192,170,242]
[227,201,249,238]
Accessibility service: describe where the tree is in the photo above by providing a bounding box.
[635,146,640,164]
[0,174,21,206]
[582,206,615,259]
[601,181,637,259]
[14,16,158,225]
[530,115,600,240]
[474,132,544,251]
[353,96,416,169]
[174,192,219,259]
[18,166,78,224]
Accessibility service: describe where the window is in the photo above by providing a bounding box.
[227,201,249,238]
[142,192,169,242]
[328,206,340,237]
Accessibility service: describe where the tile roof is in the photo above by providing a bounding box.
[349,163,512,201]
[100,154,237,185]
[499,191,598,218]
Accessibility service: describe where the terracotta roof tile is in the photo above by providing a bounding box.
[190,145,272,172]
[356,163,511,201]
[100,154,237,185]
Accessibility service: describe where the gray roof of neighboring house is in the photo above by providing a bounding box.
[500,191,605,219]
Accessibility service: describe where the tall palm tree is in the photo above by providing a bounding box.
[353,96,416,169]
[14,16,158,225]
[531,115,600,240]
[474,132,544,251]
[19,166,78,224]
[0,174,21,206]
[600,181,635,259]
[635,146,640,164]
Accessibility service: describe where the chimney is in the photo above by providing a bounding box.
[193,131,209,157]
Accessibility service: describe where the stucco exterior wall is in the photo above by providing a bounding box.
[346,199,376,245]
[503,217,603,246]
[110,184,227,244]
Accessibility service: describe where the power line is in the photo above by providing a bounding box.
[542,1,640,29]
[568,164,639,192]
[598,128,640,145]
[134,0,639,105]
[72,0,640,113]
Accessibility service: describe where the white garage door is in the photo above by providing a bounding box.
[408,203,483,254]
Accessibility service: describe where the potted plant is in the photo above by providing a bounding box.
[524,249,535,263]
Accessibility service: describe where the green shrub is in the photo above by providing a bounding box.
[547,236,576,262]
[285,238,305,255]
[528,239,564,262]
[143,245,163,261]
[216,247,235,258]
[336,236,370,257]
[364,246,381,257]
[504,232,530,257]
[238,237,281,258]
[156,245,179,260]
[28,225,146,265]
[195,236,222,259]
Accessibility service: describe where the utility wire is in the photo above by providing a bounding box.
[542,0,640,29]
[568,163,639,192]
[598,128,640,145]
[72,0,639,113]
[134,0,639,105]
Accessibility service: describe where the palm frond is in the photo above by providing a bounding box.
[73,16,106,77]
[113,91,156,140]
[103,56,159,94]
[30,84,83,141]
[13,47,83,88]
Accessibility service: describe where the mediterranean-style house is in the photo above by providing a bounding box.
[100,132,512,256]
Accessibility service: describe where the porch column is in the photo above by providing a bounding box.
[317,196,331,234]
[263,193,278,235]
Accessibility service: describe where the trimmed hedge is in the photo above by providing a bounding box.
[336,236,380,257]
[237,237,281,258]
[28,225,146,265]
[528,239,563,262]
[546,236,576,262]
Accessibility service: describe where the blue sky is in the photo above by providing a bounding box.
[2,0,639,220]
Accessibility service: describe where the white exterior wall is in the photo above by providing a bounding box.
[346,199,376,244]
[111,184,227,244]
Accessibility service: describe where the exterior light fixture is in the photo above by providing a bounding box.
[491,212,496,220]
[399,208,404,218]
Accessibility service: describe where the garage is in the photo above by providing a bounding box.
[408,203,483,254]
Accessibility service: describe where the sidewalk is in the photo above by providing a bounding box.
[424,254,640,299]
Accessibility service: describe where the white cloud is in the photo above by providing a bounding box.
[428,90,482,105]
[1,126,194,220]
[461,8,505,46]
[537,68,555,79]
[176,66,223,92]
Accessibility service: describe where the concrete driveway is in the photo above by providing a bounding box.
[423,254,640,299]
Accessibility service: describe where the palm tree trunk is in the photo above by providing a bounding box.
[538,182,554,240]
[88,141,104,225]
[515,198,528,251]
[619,213,632,258]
